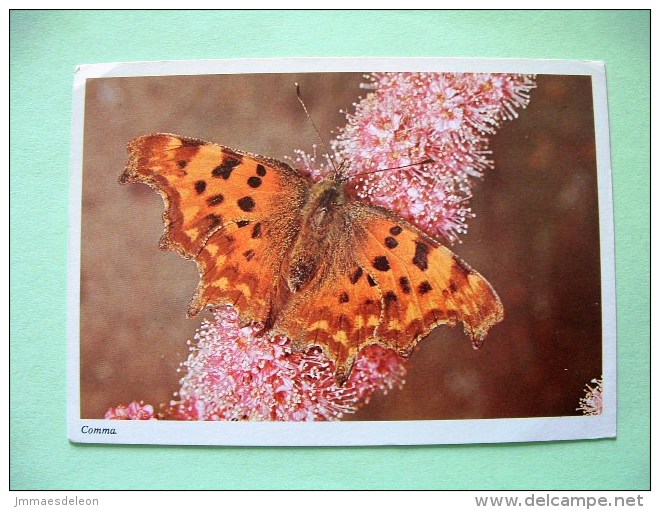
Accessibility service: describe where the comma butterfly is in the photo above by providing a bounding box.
[119,133,504,383]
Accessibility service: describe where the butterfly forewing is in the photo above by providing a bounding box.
[121,134,307,256]
[120,133,309,323]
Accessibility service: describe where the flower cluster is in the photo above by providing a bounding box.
[577,377,603,416]
[162,306,405,421]
[296,72,536,242]
[105,401,155,420]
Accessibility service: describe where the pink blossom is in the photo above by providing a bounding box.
[165,306,406,421]
[577,377,603,416]
[105,401,155,420]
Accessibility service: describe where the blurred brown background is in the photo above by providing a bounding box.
[80,72,601,420]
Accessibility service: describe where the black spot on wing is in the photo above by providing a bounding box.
[384,291,397,303]
[350,267,363,284]
[194,180,206,194]
[207,194,224,206]
[212,155,242,179]
[373,256,391,272]
[385,236,398,249]
[383,291,398,312]
[204,213,222,230]
[248,176,262,188]
[238,196,256,212]
[418,281,433,294]
[413,241,430,271]
[251,222,262,238]
[399,276,411,294]
[256,164,267,177]
[390,225,403,236]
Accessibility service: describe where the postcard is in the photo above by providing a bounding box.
[67,57,616,445]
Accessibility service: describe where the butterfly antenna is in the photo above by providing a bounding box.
[295,83,340,176]
[352,158,435,178]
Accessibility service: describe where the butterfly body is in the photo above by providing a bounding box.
[284,176,349,293]
[120,134,503,383]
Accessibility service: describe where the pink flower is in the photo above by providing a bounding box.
[165,306,406,421]
[105,401,155,420]
[577,377,603,416]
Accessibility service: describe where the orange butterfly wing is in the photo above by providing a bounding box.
[119,133,309,322]
[273,261,385,383]
[272,200,503,383]
[354,205,504,353]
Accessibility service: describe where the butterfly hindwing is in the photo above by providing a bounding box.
[187,219,289,321]
[273,262,383,383]
[272,201,504,383]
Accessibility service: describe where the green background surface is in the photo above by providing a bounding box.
[10,10,649,490]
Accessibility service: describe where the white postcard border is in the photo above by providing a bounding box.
[67,57,616,446]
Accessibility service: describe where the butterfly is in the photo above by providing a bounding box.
[119,133,504,384]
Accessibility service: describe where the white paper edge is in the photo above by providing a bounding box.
[67,57,616,446]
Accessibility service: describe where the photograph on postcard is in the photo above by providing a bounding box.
[68,60,613,444]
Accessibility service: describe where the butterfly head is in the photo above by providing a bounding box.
[311,174,348,214]
[330,159,351,184]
